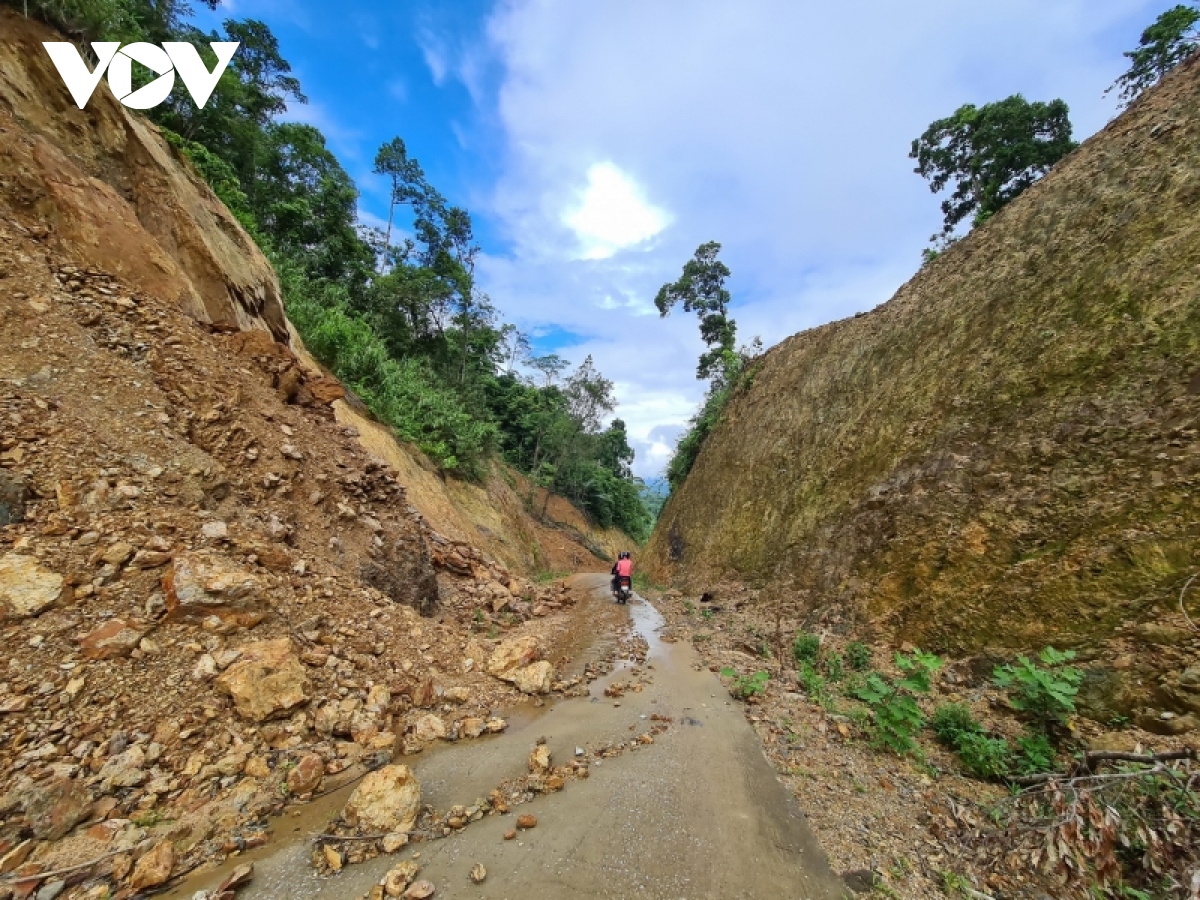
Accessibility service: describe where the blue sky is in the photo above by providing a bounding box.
[200,0,1167,476]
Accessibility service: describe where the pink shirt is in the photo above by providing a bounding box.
[616,558,633,577]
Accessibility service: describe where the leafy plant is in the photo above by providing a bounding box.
[852,650,941,756]
[1012,730,1055,776]
[822,649,845,682]
[792,632,821,665]
[930,702,982,747]
[700,607,715,621]
[955,731,1012,780]
[683,600,695,615]
[720,668,769,700]
[993,647,1082,731]
[845,641,872,671]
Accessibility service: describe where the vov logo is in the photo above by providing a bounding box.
[42,41,240,110]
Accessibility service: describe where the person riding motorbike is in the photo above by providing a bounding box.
[611,551,633,597]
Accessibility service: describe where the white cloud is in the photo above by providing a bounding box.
[460,0,1156,475]
[562,162,671,259]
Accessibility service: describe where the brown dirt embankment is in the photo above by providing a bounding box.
[645,52,1200,731]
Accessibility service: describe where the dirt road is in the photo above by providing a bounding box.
[174,576,846,899]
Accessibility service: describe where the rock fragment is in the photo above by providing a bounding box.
[129,840,175,891]
[0,553,64,619]
[343,765,421,834]
[214,639,310,722]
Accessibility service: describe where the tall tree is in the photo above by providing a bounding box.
[910,95,1076,240]
[654,241,737,381]
[373,137,428,265]
[1108,3,1200,107]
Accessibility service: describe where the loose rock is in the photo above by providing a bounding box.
[343,765,421,834]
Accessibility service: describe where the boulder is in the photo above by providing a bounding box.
[343,765,421,834]
[0,553,64,619]
[214,639,310,722]
[0,471,29,525]
[486,636,540,680]
[163,552,263,621]
[403,881,435,899]
[8,775,91,840]
[513,661,554,695]
[79,619,146,660]
[286,753,325,796]
[413,714,446,743]
[129,840,175,891]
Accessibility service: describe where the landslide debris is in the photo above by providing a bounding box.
[0,10,615,897]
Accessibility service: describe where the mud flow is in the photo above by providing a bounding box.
[168,575,844,899]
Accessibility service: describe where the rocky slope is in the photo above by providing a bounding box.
[645,54,1200,731]
[0,9,622,894]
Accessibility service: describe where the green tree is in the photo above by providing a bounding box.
[655,241,737,381]
[373,137,429,265]
[1108,3,1200,106]
[910,95,1077,240]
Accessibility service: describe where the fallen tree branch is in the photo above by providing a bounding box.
[310,831,415,843]
[1012,749,1196,785]
[0,849,125,883]
[1085,748,1196,767]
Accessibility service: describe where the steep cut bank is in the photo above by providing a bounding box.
[646,55,1200,726]
[0,8,624,890]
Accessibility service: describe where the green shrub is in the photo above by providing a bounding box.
[822,650,845,682]
[955,732,1012,780]
[798,662,826,697]
[930,702,982,747]
[845,641,872,671]
[792,632,821,664]
[852,649,941,756]
[1012,730,1055,775]
[993,647,1082,731]
[720,668,770,700]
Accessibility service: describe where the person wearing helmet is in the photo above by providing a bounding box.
[610,551,633,596]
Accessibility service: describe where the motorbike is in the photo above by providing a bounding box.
[613,575,632,605]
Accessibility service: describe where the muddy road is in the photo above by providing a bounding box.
[171,575,845,899]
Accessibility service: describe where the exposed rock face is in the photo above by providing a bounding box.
[214,639,310,722]
[4,775,91,841]
[343,765,421,834]
[645,54,1200,682]
[359,531,440,617]
[0,553,63,619]
[0,8,287,340]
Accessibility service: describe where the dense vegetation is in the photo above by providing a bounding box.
[11,0,653,541]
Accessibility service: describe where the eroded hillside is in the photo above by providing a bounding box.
[646,54,1200,729]
[0,7,623,888]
